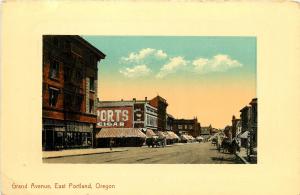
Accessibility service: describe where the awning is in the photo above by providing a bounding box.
[166,131,180,140]
[181,134,194,141]
[157,131,166,139]
[196,136,204,140]
[145,129,158,138]
[180,135,188,141]
[96,128,146,139]
[239,131,249,139]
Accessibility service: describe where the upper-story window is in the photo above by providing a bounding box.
[49,87,59,107]
[178,125,182,129]
[89,99,94,113]
[50,59,59,79]
[75,95,83,111]
[90,77,95,91]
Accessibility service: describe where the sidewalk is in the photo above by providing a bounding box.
[43,148,128,159]
[235,147,257,164]
[43,143,186,159]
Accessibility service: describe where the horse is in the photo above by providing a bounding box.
[221,138,240,154]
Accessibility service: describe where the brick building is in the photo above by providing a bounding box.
[166,114,175,131]
[172,118,201,137]
[96,98,157,147]
[231,115,241,138]
[97,98,158,131]
[148,96,168,131]
[200,125,212,136]
[249,98,257,148]
[239,98,258,153]
[42,35,105,150]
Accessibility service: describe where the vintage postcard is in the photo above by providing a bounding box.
[1,1,299,195]
[42,35,257,164]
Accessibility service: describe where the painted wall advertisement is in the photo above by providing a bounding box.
[96,106,133,128]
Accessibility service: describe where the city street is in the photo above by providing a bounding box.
[44,142,242,164]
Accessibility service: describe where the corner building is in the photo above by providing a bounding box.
[42,35,105,150]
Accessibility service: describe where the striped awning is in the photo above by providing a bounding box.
[145,129,158,138]
[166,131,180,140]
[96,128,146,139]
[181,134,195,141]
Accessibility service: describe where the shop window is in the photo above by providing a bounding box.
[49,87,59,107]
[178,125,182,129]
[89,77,95,91]
[50,59,59,79]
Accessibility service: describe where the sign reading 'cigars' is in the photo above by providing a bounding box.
[96,107,133,128]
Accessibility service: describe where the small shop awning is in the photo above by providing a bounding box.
[239,131,249,139]
[166,131,180,140]
[96,128,146,139]
[145,129,158,138]
[181,134,195,141]
[180,135,188,141]
[196,136,204,140]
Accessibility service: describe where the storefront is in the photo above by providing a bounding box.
[96,128,146,147]
[42,119,93,150]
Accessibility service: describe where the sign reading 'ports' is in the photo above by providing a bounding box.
[96,107,133,128]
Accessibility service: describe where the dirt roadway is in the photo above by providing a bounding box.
[43,142,242,164]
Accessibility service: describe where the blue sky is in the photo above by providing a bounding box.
[82,36,256,128]
[83,36,256,82]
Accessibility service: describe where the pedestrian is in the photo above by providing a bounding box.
[109,138,114,151]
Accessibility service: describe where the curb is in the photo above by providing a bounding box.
[43,149,128,159]
[235,152,250,164]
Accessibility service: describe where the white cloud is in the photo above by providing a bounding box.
[155,50,168,59]
[156,56,188,78]
[119,64,151,78]
[122,48,167,62]
[192,54,242,73]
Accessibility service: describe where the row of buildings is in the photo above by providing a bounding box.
[97,97,202,136]
[96,97,204,146]
[42,35,209,150]
[223,98,257,156]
